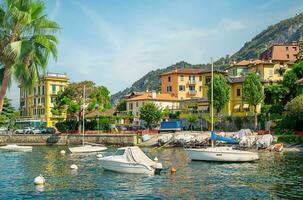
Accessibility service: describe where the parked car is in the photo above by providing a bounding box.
[14,127,32,134]
[0,127,8,134]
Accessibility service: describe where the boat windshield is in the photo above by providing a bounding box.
[115,149,125,155]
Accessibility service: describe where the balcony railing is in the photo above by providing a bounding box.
[188,90,196,95]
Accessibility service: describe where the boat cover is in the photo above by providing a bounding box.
[211,131,238,144]
[124,147,156,167]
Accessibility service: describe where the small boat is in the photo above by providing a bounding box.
[187,146,259,162]
[68,144,107,154]
[100,146,163,175]
[186,58,259,162]
[0,144,32,152]
[68,86,107,154]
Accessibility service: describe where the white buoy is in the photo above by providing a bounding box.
[96,153,103,158]
[60,150,66,154]
[154,157,158,161]
[34,175,45,185]
[70,164,78,170]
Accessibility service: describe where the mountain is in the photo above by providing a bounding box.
[111,13,303,104]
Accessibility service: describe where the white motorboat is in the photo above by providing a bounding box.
[187,146,259,162]
[68,144,107,154]
[0,144,32,152]
[100,146,163,175]
[186,58,259,162]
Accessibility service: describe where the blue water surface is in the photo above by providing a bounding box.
[0,147,302,200]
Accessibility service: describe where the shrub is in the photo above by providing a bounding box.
[277,135,303,143]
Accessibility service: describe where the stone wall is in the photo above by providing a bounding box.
[0,134,137,146]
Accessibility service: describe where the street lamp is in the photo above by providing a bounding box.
[95,104,100,134]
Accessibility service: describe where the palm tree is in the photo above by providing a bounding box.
[0,0,60,112]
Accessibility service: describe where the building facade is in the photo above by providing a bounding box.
[259,43,299,62]
[160,68,227,100]
[126,91,179,124]
[19,72,69,127]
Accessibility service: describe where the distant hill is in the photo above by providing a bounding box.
[111,13,303,104]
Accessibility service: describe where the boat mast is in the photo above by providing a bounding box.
[211,57,214,148]
[82,85,85,146]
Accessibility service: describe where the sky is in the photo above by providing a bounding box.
[7,0,303,107]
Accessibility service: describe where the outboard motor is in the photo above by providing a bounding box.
[153,162,163,175]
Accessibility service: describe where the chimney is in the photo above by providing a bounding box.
[152,90,156,99]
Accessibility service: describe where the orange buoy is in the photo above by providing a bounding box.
[274,143,283,152]
[171,167,177,175]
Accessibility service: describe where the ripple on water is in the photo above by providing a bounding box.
[0,147,302,199]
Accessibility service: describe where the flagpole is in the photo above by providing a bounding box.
[211,57,214,148]
[82,85,85,146]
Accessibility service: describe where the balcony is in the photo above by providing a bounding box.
[188,79,196,85]
[188,90,196,95]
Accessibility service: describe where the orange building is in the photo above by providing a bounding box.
[160,68,227,100]
[260,43,299,62]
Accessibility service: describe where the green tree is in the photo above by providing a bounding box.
[0,97,19,129]
[52,81,111,131]
[187,113,198,131]
[207,74,230,113]
[282,61,303,101]
[264,84,289,104]
[139,102,162,128]
[285,95,303,121]
[116,99,127,111]
[243,72,264,129]
[0,0,60,112]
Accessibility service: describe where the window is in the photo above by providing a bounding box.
[38,86,40,95]
[269,69,273,77]
[167,86,172,92]
[129,103,133,110]
[199,86,202,92]
[51,97,55,103]
[168,76,171,82]
[42,85,45,95]
[189,75,195,81]
[286,54,290,59]
[136,102,139,107]
[199,76,202,81]
[34,87,37,95]
[205,76,211,84]
[236,88,241,97]
[34,98,36,105]
[179,75,184,81]
[38,98,41,104]
[189,85,195,91]
[286,46,289,51]
[179,85,185,91]
[41,97,45,104]
[52,85,56,94]
[293,46,297,51]
[115,149,125,155]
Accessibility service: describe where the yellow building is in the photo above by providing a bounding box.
[160,68,227,100]
[19,72,69,127]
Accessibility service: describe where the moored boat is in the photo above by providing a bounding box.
[68,144,107,154]
[187,146,259,162]
[0,144,32,152]
[100,146,163,175]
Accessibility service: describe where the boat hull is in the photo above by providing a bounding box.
[0,144,32,152]
[187,147,259,162]
[100,159,154,175]
[68,145,107,153]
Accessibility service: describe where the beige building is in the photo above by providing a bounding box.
[19,72,69,127]
[126,91,179,124]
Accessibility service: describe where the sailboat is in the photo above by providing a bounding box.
[68,85,107,154]
[186,58,259,162]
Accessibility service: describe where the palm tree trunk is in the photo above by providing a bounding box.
[0,67,11,112]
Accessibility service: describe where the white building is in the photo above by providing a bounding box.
[126,91,179,124]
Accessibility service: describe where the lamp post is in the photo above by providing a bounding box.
[95,104,100,134]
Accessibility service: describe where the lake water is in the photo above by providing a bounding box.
[0,146,302,200]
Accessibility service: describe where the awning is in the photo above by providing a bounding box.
[243,104,249,109]
[234,104,240,110]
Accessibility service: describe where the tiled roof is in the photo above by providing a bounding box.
[127,92,178,101]
[86,108,116,118]
[160,68,227,76]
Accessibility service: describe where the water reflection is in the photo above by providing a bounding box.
[0,147,302,199]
